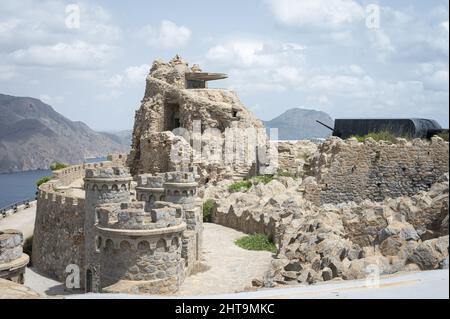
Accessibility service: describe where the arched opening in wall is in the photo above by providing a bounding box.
[104,239,114,253]
[172,237,179,249]
[95,236,102,252]
[112,184,119,191]
[156,239,166,252]
[85,269,93,293]
[182,190,188,197]
[164,102,181,132]
[174,190,180,196]
[138,241,150,251]
[120,240,131,250]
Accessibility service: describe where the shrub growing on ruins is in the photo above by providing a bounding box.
[235,234,277,253]
[252,175,274,185]
[436,131,449,142]
[228,181,253,192]
[36,176,52,187]
[352,131,400,143]
[49,162,69,171]
[203,199,215,222]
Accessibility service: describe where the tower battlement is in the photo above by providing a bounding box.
[85,167,130,179]
[96,202,183,231]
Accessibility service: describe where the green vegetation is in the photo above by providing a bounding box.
[203,199,215,222]
[228,180,253,192]
[277,170,296,178]
[351,131,401,143]
[235,234,277,253]
[23,236,33,266]
[252,175,274,185]
[436,131,449,142]
[228,175,276,193]
[49,162,69,171]
[36,176,52,187]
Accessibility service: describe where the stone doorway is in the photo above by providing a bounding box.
[164,102,181,132]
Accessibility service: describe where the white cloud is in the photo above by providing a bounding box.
[0,1,121,51]
[267,0,364,30]
[139,20,191,49]
[124,64,150,84]
[39,94,65,105]
[206,39,305,92]
[103,64,150,89]
[424,69,449,91]
[207,39,305,68]
[441,21,449,33]
[0,64,17,80]
[10,41,116,68]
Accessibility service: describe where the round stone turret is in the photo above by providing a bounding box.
[0,230,29,284]
[164,172,198,210]
[83,167,133,293]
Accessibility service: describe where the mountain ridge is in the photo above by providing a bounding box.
[264,108,334,140]
[0,93,130,173]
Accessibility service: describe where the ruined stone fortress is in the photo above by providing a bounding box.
[31,55,266,294]
[21,55,449,295]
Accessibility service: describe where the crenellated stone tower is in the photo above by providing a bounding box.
[80,166,202,294]
[83,167,133,292]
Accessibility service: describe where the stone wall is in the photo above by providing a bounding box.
[32,188,85,281]
[303,137,449,205]
[98,231,184,294]
[32,158,124,282]
[277,141,318,177]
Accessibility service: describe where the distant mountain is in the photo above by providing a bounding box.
[101,130,132,150]
[264,108,334,140]
[0,94,130,173]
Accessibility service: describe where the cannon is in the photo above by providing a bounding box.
[317,119,447,139]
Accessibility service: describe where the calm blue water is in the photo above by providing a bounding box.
[0,170,52,209]
[0,157,109,209]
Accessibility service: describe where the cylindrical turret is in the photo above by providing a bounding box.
[83,167,132,292]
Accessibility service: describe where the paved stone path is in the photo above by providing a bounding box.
[0,205,36,238]
[176,223,274,296]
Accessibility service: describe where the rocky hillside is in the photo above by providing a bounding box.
[0,94,130,173]
[204,173,449,287]
[264,108,334,140]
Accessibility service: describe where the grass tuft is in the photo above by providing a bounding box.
[352,131,401,143]
[36,176,52,187]
[235,234,277,253]
[203,199,215,222]
[228,181,253,192]
[49,163,69,171]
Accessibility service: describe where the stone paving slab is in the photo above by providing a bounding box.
[0,206,36,239]
[176,223,274,296]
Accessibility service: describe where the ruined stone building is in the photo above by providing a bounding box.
[128,55,270,182]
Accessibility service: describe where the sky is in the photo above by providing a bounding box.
[0,0,448,131]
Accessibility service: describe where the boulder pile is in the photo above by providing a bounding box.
[201,173,449,287]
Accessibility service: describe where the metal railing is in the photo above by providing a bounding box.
[0,195,37,218]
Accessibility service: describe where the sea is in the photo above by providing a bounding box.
[0,157,107,210]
